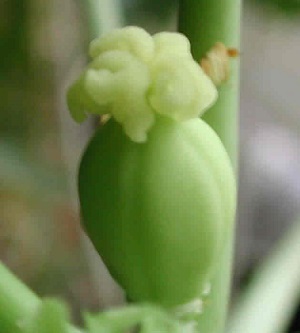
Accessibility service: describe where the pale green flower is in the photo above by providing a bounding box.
[67,26,217,143]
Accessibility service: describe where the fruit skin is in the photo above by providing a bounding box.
[79,115,236,308]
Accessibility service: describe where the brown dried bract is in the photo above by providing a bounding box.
[200,43,239,86]
[227,48,240,58]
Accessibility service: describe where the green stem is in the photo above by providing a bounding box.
[0,262,40,332]
[178,0,241,167]
[227,220,300,333]
[83,0,124,38]
[178,1,241,333]
[0,262,82,333]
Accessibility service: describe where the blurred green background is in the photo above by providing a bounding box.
[0,0,300,329]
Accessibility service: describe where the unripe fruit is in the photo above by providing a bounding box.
[67,26,236,309]
[79,115,236,307]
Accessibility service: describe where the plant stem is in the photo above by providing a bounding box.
[0,262,82,333]
[0,262,40,332]
[178,1,241,333]
[178,0,241,167]
[227,220,300,333]
[83,0,124,38]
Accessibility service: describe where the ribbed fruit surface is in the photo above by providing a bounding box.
[79,116,236,307]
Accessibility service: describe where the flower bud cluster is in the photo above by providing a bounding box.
[68,27,217,142]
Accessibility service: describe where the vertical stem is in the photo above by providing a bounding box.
[178,0,240,167]
[178,1,241,333]
[227,221,300,333]
[83,0,124,38]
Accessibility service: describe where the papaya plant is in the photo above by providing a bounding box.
[1,0,241,331]
[66,20,237,333]
[1,1,300,333]
[66,1,242,331]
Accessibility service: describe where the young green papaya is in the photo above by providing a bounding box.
[67,26,236,309]
[78,115,236,308]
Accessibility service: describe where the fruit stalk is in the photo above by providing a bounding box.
[0,262,82,333]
